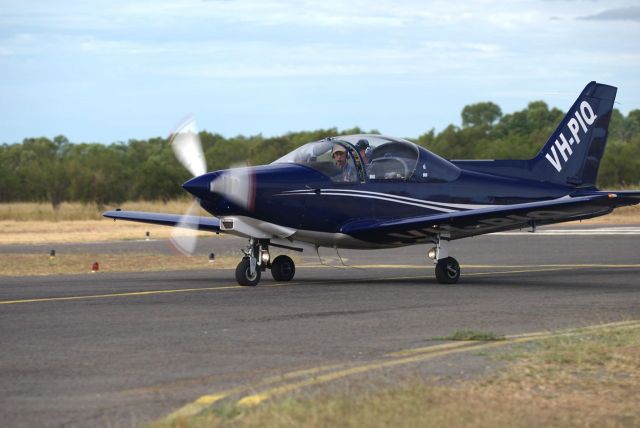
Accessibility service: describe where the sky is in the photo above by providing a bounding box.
[1,0,639,144]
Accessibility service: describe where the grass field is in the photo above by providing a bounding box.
[0,200,214,245]
[158,324,640,428]
[0,253,240,276]
[0,220,214,245]
[0,200,197,221]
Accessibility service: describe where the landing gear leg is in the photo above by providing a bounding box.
[235,238,269,286]
[235,239,297,285]
[431,235,460,284]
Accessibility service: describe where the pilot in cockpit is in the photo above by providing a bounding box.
[355,139,371,165]
[332,144,357,182]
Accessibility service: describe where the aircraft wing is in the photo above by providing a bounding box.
[102,210,221,232]
[340,193,640,245]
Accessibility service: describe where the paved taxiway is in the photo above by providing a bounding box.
[1,228,640,427]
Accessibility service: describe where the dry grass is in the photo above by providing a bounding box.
[0,200,196,221]
[0,220,213,245]
[159,325,640,428]
[579,204,640,224]
[0,253,238,276]
[0,200,214,245]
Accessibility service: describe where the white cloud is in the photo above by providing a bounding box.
[580,6,640,22]
[1,0,639,142]
[0,0,585,33]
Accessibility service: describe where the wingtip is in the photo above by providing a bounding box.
[102,209,121,218]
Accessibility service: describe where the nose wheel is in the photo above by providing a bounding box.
[235,239,296,286]
[235,257,261,286]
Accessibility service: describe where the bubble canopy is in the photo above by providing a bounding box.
[273,134,460,183]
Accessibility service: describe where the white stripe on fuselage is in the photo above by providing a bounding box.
[318,192,459,213]
[279,188,502,212]
[279,189,456,213]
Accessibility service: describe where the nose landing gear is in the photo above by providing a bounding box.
[235,257,261,286]
[234,239,296,286]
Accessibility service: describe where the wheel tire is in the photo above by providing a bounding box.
[235,257,261,286]
[435,257,460,284]
[271,255,296,281]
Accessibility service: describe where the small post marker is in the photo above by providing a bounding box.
[48,249,57,267]
[208,253,216,263]
[145,231,150,241]
[91,262,100,273]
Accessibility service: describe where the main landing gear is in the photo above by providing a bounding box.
[435,257,460,284]
[235,239,296,286]
[429,235,461,284]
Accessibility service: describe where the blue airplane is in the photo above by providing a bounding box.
[104,81,640,286]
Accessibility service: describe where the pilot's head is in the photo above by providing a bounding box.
[355,139,369,151]
[355,139,370,161]
[332,144,347,168]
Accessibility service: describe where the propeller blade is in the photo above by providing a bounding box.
[169,201,201,256]
[210,164,256,211]
[170,116,207,177]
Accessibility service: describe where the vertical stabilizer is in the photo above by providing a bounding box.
[529,81,617,187]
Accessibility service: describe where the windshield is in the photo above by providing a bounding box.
[274,134,424,182]
[274,140,359,183]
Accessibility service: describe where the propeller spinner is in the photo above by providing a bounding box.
[169,116,255,255]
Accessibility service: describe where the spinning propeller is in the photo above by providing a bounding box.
[169,116,255,255]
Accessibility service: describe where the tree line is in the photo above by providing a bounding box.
[1,101,639,209]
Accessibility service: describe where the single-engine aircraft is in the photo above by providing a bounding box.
[104,82,640,286]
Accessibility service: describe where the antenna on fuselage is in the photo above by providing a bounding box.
[334,246,365,270]
[315,245,329,267]
[313,245,365,270]
[334,246,348,267]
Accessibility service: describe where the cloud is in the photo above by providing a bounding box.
[142,40,508,80]
[580,6,640,22]
[0,0,551,35]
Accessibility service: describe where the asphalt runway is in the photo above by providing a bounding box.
[1,229,640,427]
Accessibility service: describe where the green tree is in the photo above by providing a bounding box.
[461,102,502,128]
[610,109,640,143]
[128,137,187,202]
[18,136,70,209]
[0,144,24,201]
[66,143,130,208]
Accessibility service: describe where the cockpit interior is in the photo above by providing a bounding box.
[274,134,460,183]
